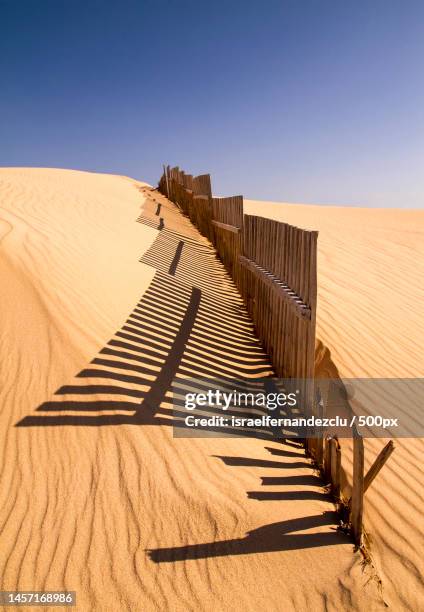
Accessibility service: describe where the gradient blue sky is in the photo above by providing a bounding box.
[1,0,423,207]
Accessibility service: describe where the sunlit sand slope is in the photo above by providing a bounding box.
[0,169,383,611]
[246,198,424,610]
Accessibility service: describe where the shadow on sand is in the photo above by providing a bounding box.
[17,191,273,430]
[147,509,344,562]
[16,187,345,559]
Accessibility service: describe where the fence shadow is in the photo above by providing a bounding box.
[147,432,346,563]
[147,509,344,562]
[16,210,274,429]
[147,440,340,563]
[137,185,205,241]
[15,186,347,560]
[137,188,248,304]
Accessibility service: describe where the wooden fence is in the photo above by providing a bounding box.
[160,165,317,382]
[240,215,317,380]
[158,163,394,547]
[321,426,394,545]
[212,195,243,288]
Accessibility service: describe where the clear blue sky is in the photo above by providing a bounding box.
[1,0,423,208]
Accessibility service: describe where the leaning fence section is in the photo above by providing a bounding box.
[159,164,317,392]
[239,214,318,460]
[157,163,393,546]
[240,215,317,381]
[211,195,244,288]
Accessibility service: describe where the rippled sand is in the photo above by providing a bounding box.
[0,169,384,611]
[246,198,424,610]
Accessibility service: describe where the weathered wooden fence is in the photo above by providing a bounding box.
[322,427,394,545]
[160,166,317,381]
[212,195,244,288]
[240,215,317,380]
[157,163,394,547]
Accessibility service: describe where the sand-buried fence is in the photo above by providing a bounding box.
[159,164,318,387]
[159,165,319,457]
[158,164,392,546]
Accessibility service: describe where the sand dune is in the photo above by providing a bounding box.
[0,168,385,611]
[246,198,424,610]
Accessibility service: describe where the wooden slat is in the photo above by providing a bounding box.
[364,441,395,493]
[193,173,212,198]
[314,390,324,465]
[330,437,341,498]
[351,426,365,546]
[324,437,332,482]
[211,220,240,234]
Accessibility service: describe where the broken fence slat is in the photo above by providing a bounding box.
[364,440,395,493]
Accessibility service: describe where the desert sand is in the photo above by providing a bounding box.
[245,198,424,610]
[0,168,389,611]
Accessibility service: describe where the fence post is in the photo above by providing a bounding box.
[330,437,341,498]
[315,388,324,466]
[163,164,170,199]
[351,425,364,546]
[324,436,332,482]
